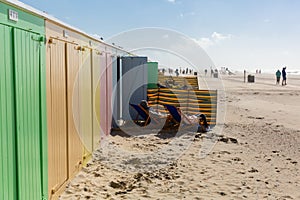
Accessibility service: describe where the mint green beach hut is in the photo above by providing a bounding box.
[0,1,48,199]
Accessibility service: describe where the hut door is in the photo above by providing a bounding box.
[66,43,83,176]
[98,52,113,136]
[14,28,46,199]
[47,39,68,195]
[79,48,93,162]
[99,53,107,136]
[106,54,113,134]
[92,50,101,148]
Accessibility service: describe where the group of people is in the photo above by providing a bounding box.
[160,67,195,77]
[138,100,210,133]
[174,67,194,77]
[276,67,287,85]
[203,68,218,77]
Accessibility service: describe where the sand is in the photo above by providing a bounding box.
[60,73,300,200]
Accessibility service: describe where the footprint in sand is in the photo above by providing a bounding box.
[248,167,258,173]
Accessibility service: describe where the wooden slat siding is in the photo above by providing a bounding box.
[147,88,217,126]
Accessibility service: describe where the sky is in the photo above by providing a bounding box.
[20,0,300,73]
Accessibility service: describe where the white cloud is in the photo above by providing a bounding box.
[193,32,232,49]
[211,32,232,42]
[167,0,176,3]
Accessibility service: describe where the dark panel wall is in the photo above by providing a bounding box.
[121,57,148,120]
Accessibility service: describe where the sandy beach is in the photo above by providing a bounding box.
[60,73,300,200]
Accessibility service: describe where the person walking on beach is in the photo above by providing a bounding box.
[276,69,281,85]
[282,67,287,85]
[175,69,179,77]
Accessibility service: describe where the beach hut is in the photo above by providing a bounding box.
[0,1,48,199]
[121,56,148,121]
[148,62,159,89]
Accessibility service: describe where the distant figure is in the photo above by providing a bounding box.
[175,69,179,77]
[197,114,210,133]
[211,68,214,77]
[204,69,208,76]
[276,69,281,85]
[282,67,287,85]
[214,69,218,77]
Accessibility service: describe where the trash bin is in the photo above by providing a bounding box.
[213,73,218,78]
[248,75,255,83]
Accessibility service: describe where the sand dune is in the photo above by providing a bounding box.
[60,73,300,200]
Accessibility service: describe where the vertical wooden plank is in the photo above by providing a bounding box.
[0,24,17,200]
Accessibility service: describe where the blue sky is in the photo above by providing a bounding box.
[20,0,300,72]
